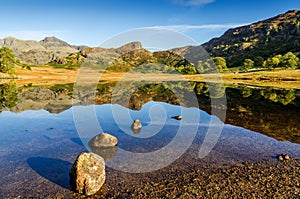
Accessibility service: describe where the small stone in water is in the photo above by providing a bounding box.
[172,115,182,120]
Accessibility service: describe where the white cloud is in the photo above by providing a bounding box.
[0,30,67,40]
[172,0,215,6]
[151,24,247,32]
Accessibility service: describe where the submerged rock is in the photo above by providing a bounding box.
[69,152,106,196]
[89,145,118,160]
[88,133,118,148]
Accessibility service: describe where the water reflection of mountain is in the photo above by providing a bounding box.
[1,81,299,143]
[1,84,74,114]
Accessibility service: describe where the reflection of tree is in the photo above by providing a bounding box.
[207,83,226,98]
[0,82,19,112]
[95,81,201,110]
[260,89,296,105]
[193,82,225,99]
[240,86,253,98]
[194,82,209,95]
[225,86,300,143]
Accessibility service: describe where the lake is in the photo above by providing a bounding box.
[0,81,299,197]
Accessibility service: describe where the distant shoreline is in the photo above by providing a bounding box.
[1,66,299,89]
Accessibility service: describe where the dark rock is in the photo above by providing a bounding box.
[69,152,106,196]
[172,115,182,120]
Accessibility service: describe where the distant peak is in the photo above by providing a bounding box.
[39,36,74,50]
[40,36,64,42]
[116,41,143,54]
[3,36,18,40]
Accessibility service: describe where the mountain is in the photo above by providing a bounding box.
[0,36,45,52]
[178,10,300,67]
[0,36,78,65]
[0,36,144,66]
[204,9,300,66]
[1,10,299,68]
[39,36,76,51]
[116,41,142,54]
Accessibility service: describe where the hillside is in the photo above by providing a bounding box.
[201,10,300,67]
[0,36,196,74]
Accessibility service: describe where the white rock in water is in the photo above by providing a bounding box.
[132,119,142,129]
[69,152,105,196]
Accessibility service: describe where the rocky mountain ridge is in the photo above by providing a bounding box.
[0,10,299,68]
[0,36,143,65]
[0,36,78,64]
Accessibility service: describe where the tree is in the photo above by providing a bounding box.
[254,56,264,67]
[243,59,254,71]
[212,57,227,72]
[281,52,299,69]
[0,47,16,74]
[263,56,280,69]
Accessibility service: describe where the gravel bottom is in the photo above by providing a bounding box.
[71,158,300,199]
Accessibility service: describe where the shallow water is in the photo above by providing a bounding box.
[0,82,299,197]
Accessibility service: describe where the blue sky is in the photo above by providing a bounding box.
[0,0,299,47]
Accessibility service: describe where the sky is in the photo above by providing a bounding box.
[0,0,299,48]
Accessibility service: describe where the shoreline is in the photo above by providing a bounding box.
[101,158,300,199]
[0,66,298,89]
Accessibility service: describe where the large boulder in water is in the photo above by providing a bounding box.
[88,133,118,148]
[69,152,106,196]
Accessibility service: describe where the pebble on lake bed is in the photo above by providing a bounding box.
[278,154,290,161]
[69,152,106,196]
[278,155,284,161]
[283,154,290,160]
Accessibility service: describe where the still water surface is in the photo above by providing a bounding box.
[0,81,299,197]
